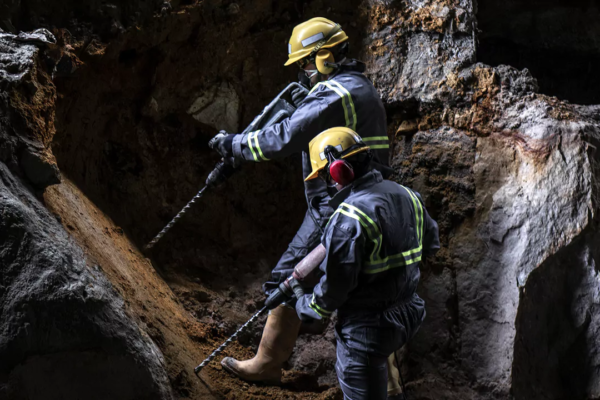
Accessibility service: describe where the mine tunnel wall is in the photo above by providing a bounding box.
[1,0,600,399]
[51,0,368,293]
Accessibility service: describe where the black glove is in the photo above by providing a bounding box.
[208,130,235,158]
[205,161,236,187]
[291,86,309,108]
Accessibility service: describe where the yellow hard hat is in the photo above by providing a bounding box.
[305,127,370,181]
[285,17,349,66]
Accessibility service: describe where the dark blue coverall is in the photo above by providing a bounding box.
[231,60,390,294]
[296,170,440,400]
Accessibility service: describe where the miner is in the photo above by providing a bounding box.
[209,17,409,398]
[295,127,440,399]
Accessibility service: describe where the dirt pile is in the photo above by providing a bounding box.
[1,0,600,399]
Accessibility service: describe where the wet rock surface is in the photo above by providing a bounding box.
[1,0,600,399]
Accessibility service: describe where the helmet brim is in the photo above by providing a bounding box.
[304,168,321,181]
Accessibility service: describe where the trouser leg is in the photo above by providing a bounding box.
[263,198,332,295]
[335,336,388,400]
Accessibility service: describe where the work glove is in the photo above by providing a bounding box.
[208,130,235,159]
[205,160,236,187]
[291,86,309,108]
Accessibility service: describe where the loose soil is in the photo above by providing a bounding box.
[44,178,342,399]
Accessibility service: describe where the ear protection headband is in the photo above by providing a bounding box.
[308,24,342,75]
[323,144,364,186]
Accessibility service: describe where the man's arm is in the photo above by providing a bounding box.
[230,85,345,162]
[422,204,440,257]
[296,222,365,321]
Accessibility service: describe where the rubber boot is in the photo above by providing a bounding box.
[387,352,405,400]
[221,305,301,385]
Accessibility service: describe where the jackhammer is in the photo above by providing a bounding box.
[145,82,309,249]
[193,243,327,375]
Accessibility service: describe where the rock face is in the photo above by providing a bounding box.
[0,162,173,400]
[1,0,600,399]
[0,29,60,189]
[0,30,175,400]
[363,1,600,398]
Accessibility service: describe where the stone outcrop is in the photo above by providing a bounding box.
[363,1,600,398]
[0,29,175,400]
[1,0,599,399]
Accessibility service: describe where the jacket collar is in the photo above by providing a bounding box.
[329,169,383,209]
[331,59,366,78]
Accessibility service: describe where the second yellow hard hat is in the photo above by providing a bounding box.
[305,127,369,181]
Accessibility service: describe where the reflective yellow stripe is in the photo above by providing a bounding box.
[369,144,390,149]
[341,203,382,259]
[363,189,424,273]
[333,200,425,274]
[402,187,423,244]
[309,82,322,95]
[321,82,351,128]
[310,294,332,316]
[364,255,422,274]
[307,81,357,130]
[335,206,381,262]
[329,80,357,131]
[362,136,388,141]
[247,131,259,161]
[252,131,269,161]
[365,245,422,266]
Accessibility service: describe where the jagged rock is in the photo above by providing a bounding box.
[0,29,60,189]
[187,82,240,132]
[364,1,600,398]
[0,162,173,400]
[1,0,599,399]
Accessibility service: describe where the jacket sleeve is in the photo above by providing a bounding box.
[231,85,345,162]
[296,221,365,322]
[420,199,440,257]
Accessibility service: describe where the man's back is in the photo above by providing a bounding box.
[304,170,440,318]
[332,172,439,311]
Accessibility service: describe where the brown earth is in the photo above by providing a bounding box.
[44,177,342,399]
[2,0,600,398]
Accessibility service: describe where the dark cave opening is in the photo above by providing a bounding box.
[512,229,600,400]
[477,0,600,105]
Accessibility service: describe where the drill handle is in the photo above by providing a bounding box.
[293,244,327,280]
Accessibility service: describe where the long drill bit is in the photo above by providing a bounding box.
[145,185,209,250]
[194,306,268,375]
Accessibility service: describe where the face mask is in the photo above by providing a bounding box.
[304,69,319,79]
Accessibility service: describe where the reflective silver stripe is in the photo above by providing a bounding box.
[301,32,325,47]
[319,144,343,160]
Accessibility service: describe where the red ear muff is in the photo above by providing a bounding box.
[329,159,355,186]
